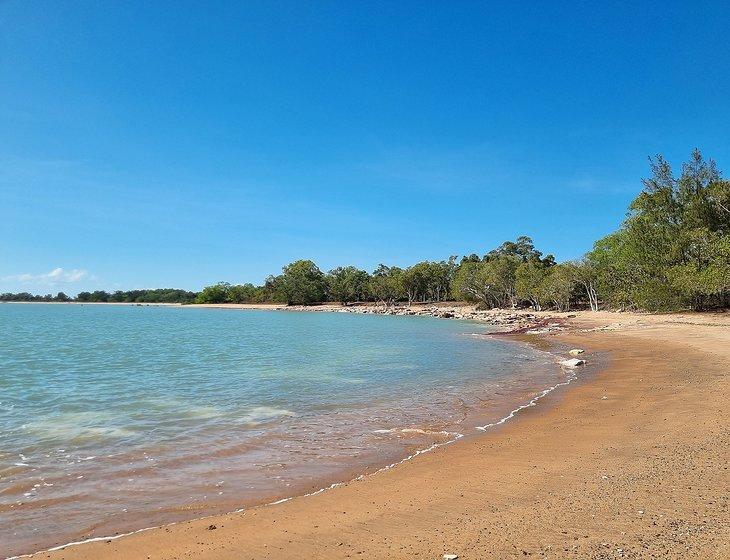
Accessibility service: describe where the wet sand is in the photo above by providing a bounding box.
[23,311,730,559]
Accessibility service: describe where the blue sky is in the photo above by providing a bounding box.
[2,1,729,294]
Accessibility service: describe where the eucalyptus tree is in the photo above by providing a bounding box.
[429,257,458,301]
[327,266,371,305]
[369,265,404,307]
[452,256,517,308]
[571,258,600,312]
[515,260,549,310]
[539,265,575,311]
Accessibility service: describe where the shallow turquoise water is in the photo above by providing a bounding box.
[0,303,561,556]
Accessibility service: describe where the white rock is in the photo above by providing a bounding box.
[568,348,585,355]
[560,358,586,367]
[443,555,459,560]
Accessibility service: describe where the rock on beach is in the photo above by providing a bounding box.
[560,358,586,367]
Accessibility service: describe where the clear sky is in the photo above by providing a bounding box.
[2,1,729,294]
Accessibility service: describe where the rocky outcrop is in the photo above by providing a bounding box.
[285,304,566,333]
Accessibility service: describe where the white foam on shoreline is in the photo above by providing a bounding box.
[372,428,460,437]
[475,363,578,431]
[255,429,467,509]
[7,341,578,560]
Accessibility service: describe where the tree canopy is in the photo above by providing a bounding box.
[585,149,730,310]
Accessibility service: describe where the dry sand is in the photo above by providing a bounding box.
[24,311,729,559]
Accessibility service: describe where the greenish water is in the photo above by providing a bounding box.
[0,303,562,557]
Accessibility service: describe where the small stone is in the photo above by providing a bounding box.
[560,358,586,367]
[568,348,585,355]
[443,555,459,560]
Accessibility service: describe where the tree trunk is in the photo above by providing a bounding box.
[582,281,599,312]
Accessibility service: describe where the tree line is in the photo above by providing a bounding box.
[0,291,72,302]
[195,150,730,312]
[3,151,728,312]
[76,288,198,303]
[0,288,197,304]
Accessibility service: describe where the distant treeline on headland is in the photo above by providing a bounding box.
[3,151,728,312]
[0,288,198,304]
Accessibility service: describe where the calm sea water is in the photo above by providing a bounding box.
[0,303,562,557]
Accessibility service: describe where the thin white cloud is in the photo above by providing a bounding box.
[1,267,90,285]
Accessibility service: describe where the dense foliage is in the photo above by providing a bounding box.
[0,291,71,302]
[74,288,198,304]
[3,151,727,312]
[586,150,729,311]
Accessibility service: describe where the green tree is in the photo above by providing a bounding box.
[227,283,260,303]
[486,235,553,265]
[327,266,370,305]
[369,265,404,306]
[280,260,327,305]
[539,265,575,311]
[515,260,549,310]
[415,258,458,302]
[402,263,429,305]
[195,282,231,304]
[589,150,729,310]
[571,258,600,311]
[259,275,286,303]
[452,256,517,308]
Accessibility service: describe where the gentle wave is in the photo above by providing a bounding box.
[1,304,568,557]
[475,361,579,430]
[6,357,579,560]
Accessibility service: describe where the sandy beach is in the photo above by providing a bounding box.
[18,310,728,560]
[5,2,728,557]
